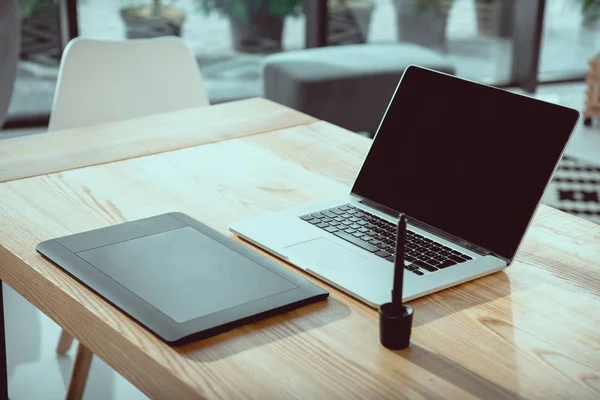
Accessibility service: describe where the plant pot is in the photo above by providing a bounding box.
[20,4,61,66]
[475,1,502,36]
[475,0,514,37]
[394,0,450,49]
[328,4,375,45]
[583,3,600,29]
[120,7,185,39]
[229,14,284,54]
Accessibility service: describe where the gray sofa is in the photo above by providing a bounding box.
[263,44,455,135]
[0,0,19,128]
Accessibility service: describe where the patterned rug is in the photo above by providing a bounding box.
[542,156,600,224]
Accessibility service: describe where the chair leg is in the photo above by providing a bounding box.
[65,343,93,400]
[57,330,74,355]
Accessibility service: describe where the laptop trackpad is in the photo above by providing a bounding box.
[285,237,365,269]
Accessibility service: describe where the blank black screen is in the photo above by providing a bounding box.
[352,66,579,260]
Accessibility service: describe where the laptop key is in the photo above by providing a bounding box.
[449,255,466,263]
[412,260,438,272]
[345,228,356,234]
[329,208,344,215]
[426,258,443,267]
[307,219,321,225]
[311,213,325,219]
[321,211,337,218]
[349,224,361,229]
[438,260,457,269]
[300,215,313,221]
[321,218,333,223]
[316,222,329,228]
[374,250,391,258]
[333,231,379,252]
[339,205,350,211]
[324,226,339,233]
[352,232,364,238]
[414,270,424,276]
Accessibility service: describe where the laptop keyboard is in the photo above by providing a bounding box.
[300,204,472,276]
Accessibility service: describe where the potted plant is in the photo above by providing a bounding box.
[120,0,186,39]
[474,0,514,37]
[19,0,61,65]
[327,0,376,45]
[583,0,600,27]
[199,0,303,54]
[393,0,453,49]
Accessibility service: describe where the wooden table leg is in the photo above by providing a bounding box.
[65,343,93,400]
[57,330,74,356]
[0,282,8,400]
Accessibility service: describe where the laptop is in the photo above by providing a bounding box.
[229,66,580,307]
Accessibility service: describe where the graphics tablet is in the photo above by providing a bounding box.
[37,212,329,345]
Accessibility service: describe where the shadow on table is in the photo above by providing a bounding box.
[178,297,350,361]
[401,271,522,399]
[401,344,523,399]
[411,271,513,328]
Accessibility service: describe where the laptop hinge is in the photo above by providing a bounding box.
[358,198,500,259]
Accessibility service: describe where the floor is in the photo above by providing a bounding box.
[4,285,148,400]
[2,82,599,399]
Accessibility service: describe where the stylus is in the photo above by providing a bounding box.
[391,213,406,312]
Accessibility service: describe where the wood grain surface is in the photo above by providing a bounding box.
[0,98,316,184]
[1,105,600,399]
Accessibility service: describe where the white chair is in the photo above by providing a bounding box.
[51,36,209,400]
[49,36,209,132]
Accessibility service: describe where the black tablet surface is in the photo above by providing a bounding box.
[37,212,328,345]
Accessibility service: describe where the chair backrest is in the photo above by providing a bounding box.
[49,37,209,132]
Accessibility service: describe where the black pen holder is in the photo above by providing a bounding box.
[379,303,414,350]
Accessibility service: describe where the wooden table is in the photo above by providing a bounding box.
[1,98,599,399]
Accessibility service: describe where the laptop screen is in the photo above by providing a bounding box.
[351,66,579,261]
